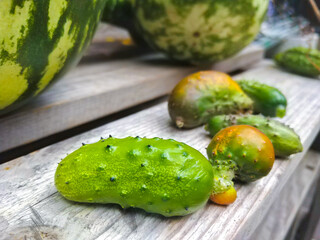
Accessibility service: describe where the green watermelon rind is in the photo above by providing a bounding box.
[0,0,107,114]
[133,0,269,64]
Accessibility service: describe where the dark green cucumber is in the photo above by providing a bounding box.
[205,115,303,157]
[237,79,287,118]
[55,136,213,217]
[274,47,320,77]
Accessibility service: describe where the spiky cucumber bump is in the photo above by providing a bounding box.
[205,114,303,158]
[237,80,287,118]
[207,125,275,194]
[168,71,253,128]
[55,136,213,217]
[274,47,320,77]
[0,0,106,114]
[133,0,268,63]
[211,159,236,194]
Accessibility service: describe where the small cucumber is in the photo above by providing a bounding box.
[274,47,320,77]
[168,71,253,128]
[207,125,275,195]
[55,136,213,217]
[205,115,303,157]
[237,79,287,118]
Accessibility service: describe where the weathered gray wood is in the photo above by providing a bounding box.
[249,151,320,240]
[0,23,263,153]
[0,50,197,154]
[1,61,320,240]
[211,44,264,72]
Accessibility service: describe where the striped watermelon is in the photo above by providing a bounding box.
[132,0,269,63]
[0,0,107,115]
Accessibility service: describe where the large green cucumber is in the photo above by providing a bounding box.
[55,136,214,217]
[205,115,303,157]
[0,0,107,115]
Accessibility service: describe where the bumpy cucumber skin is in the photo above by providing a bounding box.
[237,80,287,118]
[274,47,320,77]
[211,160,236,194]
[55,137,213,217]
[206,115,303,158]
[168,71,253,129]
[207,125,275,193]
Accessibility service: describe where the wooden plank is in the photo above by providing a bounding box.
[1,61,320,240]
[249,151,320,240]
[211,44,264,73]
[0,54,197,153]
[0,23,263,153]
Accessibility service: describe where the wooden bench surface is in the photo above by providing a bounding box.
[0,24,263,153]
[1,61,320,240]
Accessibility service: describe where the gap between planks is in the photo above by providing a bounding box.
[0,32,263,154]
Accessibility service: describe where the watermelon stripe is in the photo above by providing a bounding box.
[133,0,268,63]
[0,0,33,110]
[0,0,107,114]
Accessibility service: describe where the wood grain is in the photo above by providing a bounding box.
[249,151,320,240]
[0,23,263,153]
[1,62,320,240]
